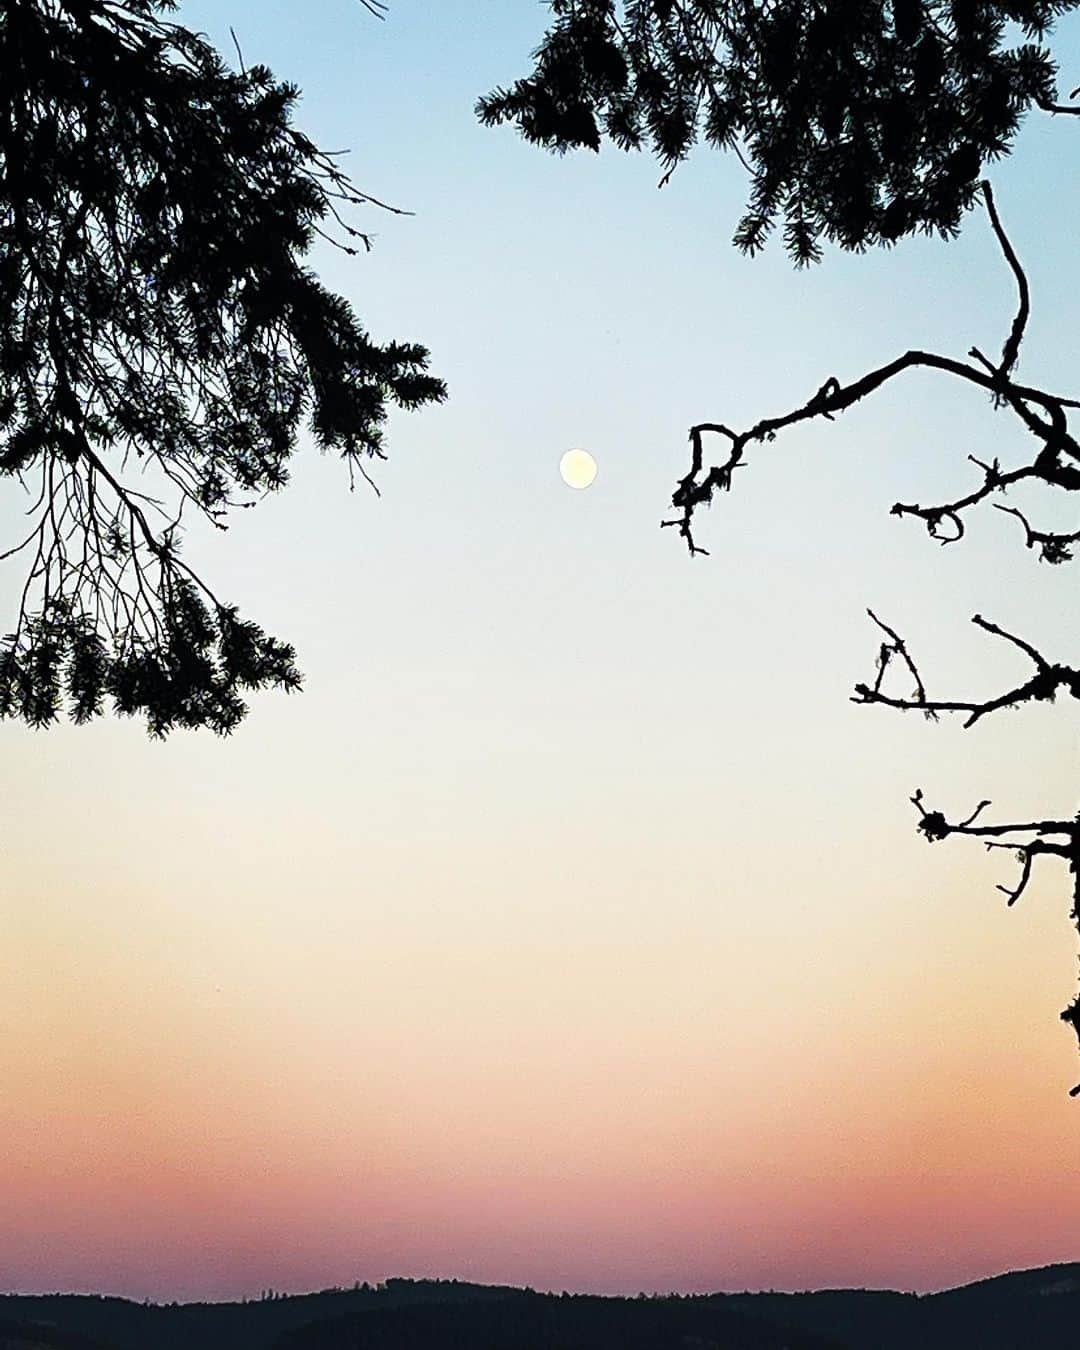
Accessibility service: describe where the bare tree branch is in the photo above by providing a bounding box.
[996,503,1080,565]
[981,181,1029,380]
[664,190,1080,557]
[853,614,1077,727]
[666,182,1080,1092]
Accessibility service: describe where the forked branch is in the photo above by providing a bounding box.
[853,612,1079,727]
[664,185,1080,557]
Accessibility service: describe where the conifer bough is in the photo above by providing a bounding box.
[0,0,444,735]
[480,0,1079,262]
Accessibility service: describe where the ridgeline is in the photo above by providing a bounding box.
[2,1265,1078,1350]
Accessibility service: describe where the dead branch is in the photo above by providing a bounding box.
[853,614,1078,727]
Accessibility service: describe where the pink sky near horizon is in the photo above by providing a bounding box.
[2,809,1077,1301]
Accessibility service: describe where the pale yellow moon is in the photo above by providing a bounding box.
[559,448,598,490]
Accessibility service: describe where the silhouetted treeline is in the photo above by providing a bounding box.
[275,1289,840,1350]
[3,1265,1080,1350]
[0,1281,519,1350]
[723,1264,1080,1350]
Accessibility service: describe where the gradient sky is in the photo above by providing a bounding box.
[2,0,1079,1303]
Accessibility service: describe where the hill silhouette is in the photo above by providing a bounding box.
[0,1282,513,1350]
[274,1289,841,1350]
[0,1313,123,1350]
[725,1262,1080,1349]
[1,1265,1077,1350]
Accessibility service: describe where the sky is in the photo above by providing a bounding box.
[1,0,1079,1303]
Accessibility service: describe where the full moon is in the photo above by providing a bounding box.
[559,448,598,490]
